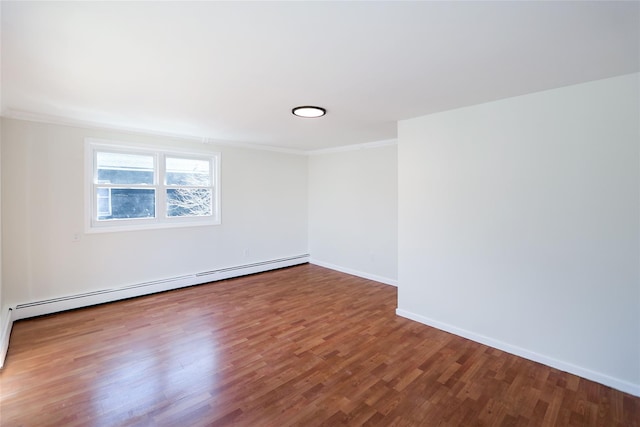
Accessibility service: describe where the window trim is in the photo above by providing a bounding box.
[85,138,221,233]
[96,187,113,217]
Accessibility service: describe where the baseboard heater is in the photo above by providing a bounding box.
[12,254,309,321]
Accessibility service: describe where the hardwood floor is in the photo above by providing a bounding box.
[1,264,638,426]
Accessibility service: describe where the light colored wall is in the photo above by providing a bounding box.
[0,117,6,365]
[398,73,640,395]
[308,144,397,285]
[0,4,7,366]
[0,118,3,313]
[1,118,308,307]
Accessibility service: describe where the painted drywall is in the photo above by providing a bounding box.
[0,115,7,368]
[0,3,8,367]
[0,117,3,314]
[1,118,308,308]
[308,143,397,285]
[398,73,640,394]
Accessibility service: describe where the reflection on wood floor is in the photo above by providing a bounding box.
[1,264,638,426]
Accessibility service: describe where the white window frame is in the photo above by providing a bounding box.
[85,138,221,233]
[96,187,113,218]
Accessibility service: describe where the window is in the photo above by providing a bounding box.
[86,139,220,232]
[96,188,112,218]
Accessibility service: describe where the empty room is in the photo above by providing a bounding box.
[0,1,639,426]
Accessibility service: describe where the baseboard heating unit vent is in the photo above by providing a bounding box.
[12,254,309,321]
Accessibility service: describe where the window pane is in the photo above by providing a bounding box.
[166,188,212,217]
[97,152,154,185]
[165,157,210,186]
[97,188,155,220]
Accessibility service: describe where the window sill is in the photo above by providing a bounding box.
[85,218,221,234]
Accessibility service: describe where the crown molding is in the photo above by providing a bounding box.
[307,138,397,156]
[1,109,308,156]
[1,109,397,156]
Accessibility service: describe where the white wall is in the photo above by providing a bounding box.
[397,73,640,395]
[1,118,308,309]
[308,143,397,285]
[0,116,7,368]
[0,3,8,366]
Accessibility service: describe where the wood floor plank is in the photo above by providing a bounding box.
[1,264,638,426]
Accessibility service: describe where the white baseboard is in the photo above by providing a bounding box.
[11,255,309,322]
[396,308,640,398]
[0,308,14,369]
[309,259,397,287]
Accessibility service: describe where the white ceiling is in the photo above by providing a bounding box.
[2,1,638,152]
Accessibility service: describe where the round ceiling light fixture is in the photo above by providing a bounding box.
[292,106,326,118]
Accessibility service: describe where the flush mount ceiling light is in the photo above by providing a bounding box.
[292,106,326,118]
